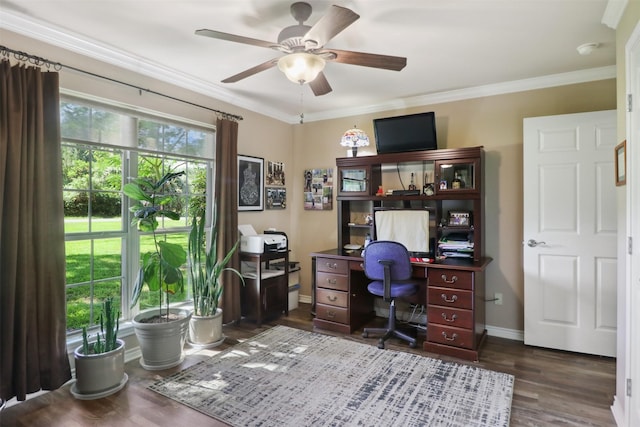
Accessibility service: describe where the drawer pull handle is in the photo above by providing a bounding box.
[441,313,458,323]
[326,262,338,270]
[326,310,336,318]
[440,293,458,303]
[326,278,337,284]
[442,331,458,341]
[441,274,458,284]
[327,295,338,302]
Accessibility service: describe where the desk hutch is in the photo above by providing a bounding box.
[311,146,491,361]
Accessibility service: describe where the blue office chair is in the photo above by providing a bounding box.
[362,240,420,349]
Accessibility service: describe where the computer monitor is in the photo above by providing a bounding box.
[374,209,431,257]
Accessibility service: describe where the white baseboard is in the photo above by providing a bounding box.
[611,395,626,427]
[299,294,312,304]
[485,325,524,341]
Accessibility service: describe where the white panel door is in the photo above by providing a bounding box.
[523,110,617,357]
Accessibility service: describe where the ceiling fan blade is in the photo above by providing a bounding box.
[303,5,359,49]
[221,59,279,83]
[195,29,282,50]
[309,72,332,96]
[323,49,407,71]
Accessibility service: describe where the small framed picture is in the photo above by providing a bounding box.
[448,211,472,227]
[238,155,264,211]
[266,187,286,210]
[615,140,626,186]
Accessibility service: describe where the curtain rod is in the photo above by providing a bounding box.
[0,44,243,122]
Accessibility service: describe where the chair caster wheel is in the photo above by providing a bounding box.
[409,342,417,349]
[362,332,368,338]
[377,340,385,349]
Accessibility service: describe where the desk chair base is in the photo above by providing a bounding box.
[362,300,417,349]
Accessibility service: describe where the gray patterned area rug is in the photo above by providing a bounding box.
[149,325,514,427]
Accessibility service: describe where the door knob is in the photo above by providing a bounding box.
[526,239,546,247]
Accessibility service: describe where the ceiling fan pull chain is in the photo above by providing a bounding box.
[299,85,305,124]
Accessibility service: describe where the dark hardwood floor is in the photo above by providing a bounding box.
[0,303,616,426]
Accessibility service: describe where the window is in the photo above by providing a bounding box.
[61,98,214,335]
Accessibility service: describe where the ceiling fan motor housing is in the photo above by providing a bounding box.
[278,25,313,50]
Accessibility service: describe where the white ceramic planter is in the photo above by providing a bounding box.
[133,307,192,370]
[72,338,127,399]
[188,308,224,347]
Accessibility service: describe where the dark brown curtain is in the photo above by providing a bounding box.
[215,118,241,324]
[0,60,71,401]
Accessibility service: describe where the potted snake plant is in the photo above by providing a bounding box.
[187,207,243,347]
[124,171,191,370]
[71,297,127,399]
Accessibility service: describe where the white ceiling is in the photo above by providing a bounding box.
[0,1,618,123]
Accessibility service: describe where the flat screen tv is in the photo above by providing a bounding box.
[373,112,437,154]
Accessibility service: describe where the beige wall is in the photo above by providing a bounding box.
[292,81,616,332]
[3,29,617,333]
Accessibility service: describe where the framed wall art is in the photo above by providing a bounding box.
[238,155,264,211]
[266,187,286,210]
[304,168,333,210]
[615,140,626,186]
[266,160,285,186]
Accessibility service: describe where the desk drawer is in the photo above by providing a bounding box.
[427,324,474,349]
[427,286,473,310]
[317,258,349,275]
[316,303,348,324]
[317,272,349,292]
[428,269,473,290]
[427,305,473,329]
[317,288,348,308]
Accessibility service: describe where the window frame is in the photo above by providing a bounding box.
[60,94,216,346]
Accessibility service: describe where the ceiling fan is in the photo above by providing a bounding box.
[195,2,407,96]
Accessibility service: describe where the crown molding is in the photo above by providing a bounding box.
[0,10,292,123]
[1,9,617,125]
[299,66,617,123]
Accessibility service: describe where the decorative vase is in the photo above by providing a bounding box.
[133,307,192,370]
[188,308,224,348]
[71,338,127,399]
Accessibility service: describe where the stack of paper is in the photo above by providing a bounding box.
[438,236,474,258]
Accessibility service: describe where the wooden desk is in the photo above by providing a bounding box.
[311,249,492,361]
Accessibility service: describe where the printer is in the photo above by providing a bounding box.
[239,225,287,253]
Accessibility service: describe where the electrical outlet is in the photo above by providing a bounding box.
[494,293,503,305]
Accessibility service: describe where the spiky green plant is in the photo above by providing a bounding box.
[81,297,120,355]
[188,207,243,317]
[124,171,187,319]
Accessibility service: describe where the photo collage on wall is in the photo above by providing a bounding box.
[304,168,333,210]
[265,160,286,210]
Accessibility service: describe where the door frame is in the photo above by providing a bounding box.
[621,19,640,427]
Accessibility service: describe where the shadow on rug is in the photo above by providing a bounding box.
[149,325,514,426]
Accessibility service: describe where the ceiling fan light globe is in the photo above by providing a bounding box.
[278,53,325,84]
